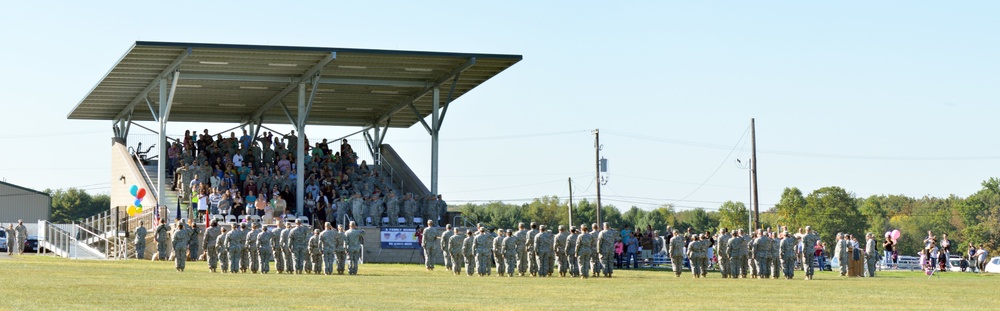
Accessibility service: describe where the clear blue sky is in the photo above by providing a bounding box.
[1,1,998,211]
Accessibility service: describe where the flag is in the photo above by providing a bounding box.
[154,204,161,225]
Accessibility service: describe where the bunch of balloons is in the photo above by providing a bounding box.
[884,229,901,243]
[127,185,146,216]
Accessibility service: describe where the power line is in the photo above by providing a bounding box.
[670,126,751,205]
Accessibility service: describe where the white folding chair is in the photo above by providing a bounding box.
[225,215,237,224]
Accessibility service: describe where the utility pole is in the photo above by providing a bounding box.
[750,118,760,231]
[593,129,602,225]
[568,177,574,228]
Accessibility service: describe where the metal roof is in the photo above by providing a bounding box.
[68,41,521,128]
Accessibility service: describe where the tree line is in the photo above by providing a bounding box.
[44,188,111,223]
[457,178,1000,256]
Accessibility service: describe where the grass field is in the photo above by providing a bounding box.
[0,254,997,310]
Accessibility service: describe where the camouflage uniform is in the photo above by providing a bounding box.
[565,231,579,277]
[246,226,261,273]
[865,235,877,277]
[474,230,492,276]
[274,224,286,273]
[715,231,731,278]
[308,230,323,274]
[171,224,192,271]
[441,226,454,269]
[402,196,417,226]
[350,195,366,225]
[770,233,781,279]
[502,232,517,276]
[290,222,309,274]
[463,231,475,276]
[597,227,617,277]
[134,224,147,260]
[780,234,797,279]
[554,228,569,277]
[345,226,364,275]
[513,226,529,276]
[835,235,849,276]
[798,229,821,279]
[217,229,229,273]
[385,195,400,226]
[154,222,170,260]
[728,233,748,278]
[369,197,384,227]
[320,227,337,275]
[257,229,274,274]
[204,225,222,271]
[448,230,465,274]
[422,225,441,270]
[227,226,246,273]
[668,234,686,277]
[493,230,506,276]
[534,228,554,277]
[281,225,294,273]
[526,225,539,276]
[575,228,595,278]
[334,227,347,274]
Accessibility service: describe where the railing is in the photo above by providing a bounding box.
[129,148,160,206]
[375,153,405,194]
[38,220,74,258]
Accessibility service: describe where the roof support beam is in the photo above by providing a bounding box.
[114,47,191,121]
[409,103,432,135]
[279,101,297,126]
[435,72,461,132]
[371,57,476,127]
[180,73,427,88]
[250,52,336,121]
[144,97,158,123]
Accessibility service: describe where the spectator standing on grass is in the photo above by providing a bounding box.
[975,246,988,272]
[967,243,977,272]
[614,239,624,269]
[929,241,939,270]
[883,236,894,269]
[815,241,826,273]
[640,230,654,267]
[923,231,935,249]
[625,232,638,269]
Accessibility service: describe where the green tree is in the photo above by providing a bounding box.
[804,186,865,242]
[718,201,749,231]
[45,188,110,223]
[774,187,808,229]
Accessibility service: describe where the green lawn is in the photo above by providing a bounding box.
[0,255,996,310]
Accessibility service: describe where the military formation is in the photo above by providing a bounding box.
[665,226,822,280]
[429,221,619,279]
[149,218,365,275]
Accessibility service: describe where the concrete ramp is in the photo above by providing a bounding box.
[380,144,431,197]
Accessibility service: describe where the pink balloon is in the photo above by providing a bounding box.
[891,229,901,241]
[137,188,146,200]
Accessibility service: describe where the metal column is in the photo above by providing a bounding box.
[157,78,167,210]
[296,83,306,216]
[430,87,440,195]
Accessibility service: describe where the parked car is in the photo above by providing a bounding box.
[23,235,39,252]
[0,230,6,252]
[984,257,1000,274]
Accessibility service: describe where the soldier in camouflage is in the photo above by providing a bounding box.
[308,229,323,274]
[779,231,796,279]
[795,226,821,280]
[473,227,492,276]
[501,229,517,276]
[171,222,192,272]
[462,229,475,276]
[203,220,222,272]
[493,227,506,276]
[441,224,454,270]
[320,222,337,275]
[668,229,685,277]
[345,221,364,275]
[575,225,594,279]
[727,229,748,278]
[715,228,731,278]
[134,221,148,260]
[154,219,170,261]
[334,224,347,274]
[290,219,309,274]
[590,223,602,277]
[274,221,286,273]
[565,228,580,277]
[525,222,539,277]
[227,223,246,273]
[534,225,554,277]
[385,192,400,227]
[513,222,529,276]
[597,222,617,278]
[257,226,274,274]
[217,227,229,273]
[421,220,441,271]
[448,227,465,275]
[402,193,417,226]
[246,222,261,273]
[553,225,569,277]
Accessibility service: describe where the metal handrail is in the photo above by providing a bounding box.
[38,220,75,259]
[376,153,404,194]
[129,147,160,206]
[74,221,110,259]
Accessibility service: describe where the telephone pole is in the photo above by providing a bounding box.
[750,118,760,231]
[593,129,602,225]
[568,177,574,228]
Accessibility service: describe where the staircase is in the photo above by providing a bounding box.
[37,220,107,260]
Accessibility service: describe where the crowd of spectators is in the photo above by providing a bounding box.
[164,128,446,228]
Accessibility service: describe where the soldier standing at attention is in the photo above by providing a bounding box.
[134,221,148,260]
[513,222,529,276]
[864,232,878,277]
[290,219,309,274]
[280,222,294,274]
[553,225,570,277]
[770,231,782,279]
[597,223,617,278]
[448,227,465,275]
[385,192,400,226]
[257,226,274,274]
[686,234,701,278]
[715,228,731,278]
[575,225,594,279]
[493,227,506,276]
[308,229,323,274]
[474,227,492,276]
[171,222,191,272]
[536,225,556,277]
[668,229,685,277]
[590,223,602,277]
[796,226,821,280]
[834,233,848,276]
[274,221,286,273]
[733,229,749,278]
[154,219,170,261]
[227,223,246,273]
[421,220,441,271]
[334,224,347,275]
[345,221,364,275]
[217,227,229,273]
[4,224,15,256]
[246,223,261,273]
[501,229,517,276]
[203,220,222,272]
[350,192,365,226]
[462,229,476,276]
[565,228,580,277]
[441,224,454,270]
[525,222,540,277]
[779,231,797,280]
[320,222,337,275]
[402,193,417,226]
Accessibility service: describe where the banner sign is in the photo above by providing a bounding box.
[380,227,420,249]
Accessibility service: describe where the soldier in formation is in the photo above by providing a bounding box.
[257,226,274,274]
[308,229,323,274]
[203,220,221,272]
[422,220,441,271]
[345,221,364,275]
[154,219,170,261]
[171,222,192,272]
